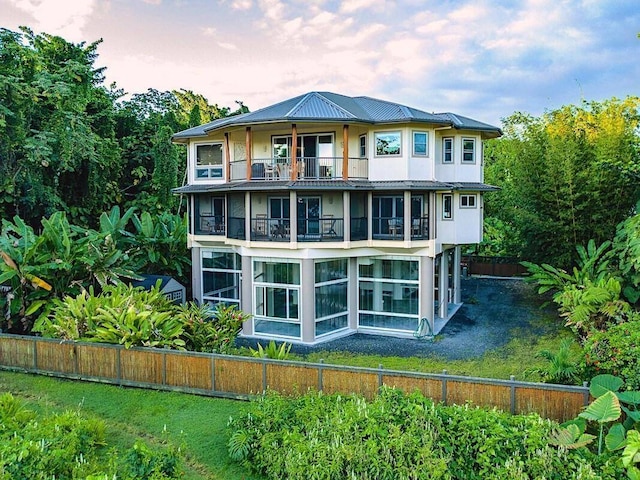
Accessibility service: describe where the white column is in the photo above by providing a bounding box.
[439,250,449,318]
[453,246,462,304]
[349,257,358,330]
[404,190,411,241]
[343,191,350,242]
[301,258,315,343]
[241,255,253,335]
[244,191,251,241]
[420,256,435,334]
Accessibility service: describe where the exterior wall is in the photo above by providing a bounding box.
[435,192,483,245]
[434,132,483,183]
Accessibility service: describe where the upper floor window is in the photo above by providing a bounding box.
[196,143,223,179]
[375,131,401,156]
[442,194,453,220]
[442,137,453,163]
[460,194,477,208]
[462,138,475,163]
[412,131,429,156]
[359,134,367,158]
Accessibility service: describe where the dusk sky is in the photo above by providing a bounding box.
[2,0,639,127]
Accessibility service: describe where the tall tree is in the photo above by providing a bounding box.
[484,97,640,268]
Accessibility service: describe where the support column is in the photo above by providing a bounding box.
[348,257,358,330]
[191,246,201,303]
[453,246,462,304]
[290,190,297,245]
[439,250,449,319]
[301,258,315,343]
[224,132,231,181]
[343,191,350,242]
[241,254,253,335]
[245,127,252,180]
[342,124,349,180]
[244,191,251,241]
[367,192,373,241]
[404,190,411,241]
[420,256,435,334]
[291,124,298,179]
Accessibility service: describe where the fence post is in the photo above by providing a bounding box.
[442,370,448,405]
[318,359,324,392]
[162,351,167,386]
[116,347,121,386]
[583,381,590,406]
[510,375,516,414]
[262,358,267,393]
[211,356,216,392]
[73,343,78,375]
[378,364,384,390]
[32,337,38,371]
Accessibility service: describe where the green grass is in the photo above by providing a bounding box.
[0,371,260,480]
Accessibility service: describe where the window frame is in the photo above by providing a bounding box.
[460,194,477,208]
[442,137,454,164]
[195,142,224,180]
[201,250,241,308]
[374,131,402,157]
[462,138,476,164]
[359,134,367,158]
[412,131,429,157]
[442,193,453,220]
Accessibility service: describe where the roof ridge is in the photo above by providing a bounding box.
[288,92,357,118]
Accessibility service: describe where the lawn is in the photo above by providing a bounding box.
[0,371,259,480]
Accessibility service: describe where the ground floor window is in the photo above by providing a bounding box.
[315,259,349,337]
[253,259,301,339]
[201,250,241,307]
[358,257,419,332]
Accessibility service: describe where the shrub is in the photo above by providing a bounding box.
[582,319,640,389]
[228,387,605,480]
[180,303,248,354]
[249,340,292,360]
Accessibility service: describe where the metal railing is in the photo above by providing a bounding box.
[230,157,368,181]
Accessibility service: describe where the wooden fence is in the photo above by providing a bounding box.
[462,255,529,277]
[0,334,589,422]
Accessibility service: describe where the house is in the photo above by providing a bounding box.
[172,92,501,344]
[130,275,186,305]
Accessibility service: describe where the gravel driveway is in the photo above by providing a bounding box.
[238,276,561,361]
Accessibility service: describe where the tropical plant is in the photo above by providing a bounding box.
[249,340,292,360]
[529,338,583,384]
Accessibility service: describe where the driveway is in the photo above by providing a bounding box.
[238,277,561,361]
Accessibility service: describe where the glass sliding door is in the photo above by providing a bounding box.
[373,195,404,238]
[297,196,320,238]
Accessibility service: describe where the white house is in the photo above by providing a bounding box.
[172,92,501,344]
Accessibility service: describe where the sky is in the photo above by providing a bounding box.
[2,0,639,127]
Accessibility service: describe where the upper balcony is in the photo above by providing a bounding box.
[229,156,368,181]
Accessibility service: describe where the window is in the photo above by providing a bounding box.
[359,134,367,158]
[442,194,453,220]
[315,259,349,337]
[412,131,428,156]
[195,143,223,179]
[375,131,401,156]
[460,194,477,208]
[358,257,420,332]
[462,138,475,163]
[201,251,241,307]
[253,260,301,339]
[442,137,453,163]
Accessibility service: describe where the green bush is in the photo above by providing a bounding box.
[180,302,248,353]
[582,320,640,389]
[228,387,605,480]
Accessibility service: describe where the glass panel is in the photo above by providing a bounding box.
[375,132,401,156]
[358,259,418,281]
[254,319,301,338]
[315,315,349,337]
[358,313,417,332]
[203,272,240,300]
[413,132,428,155]
[315,282,348,318]
[315,259,348,283]
[197,144,222,166]
[203,252,239,270]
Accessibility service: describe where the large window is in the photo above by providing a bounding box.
[358,258,419,332]
[412,131,428,156]
[375,131,401,156]
[442,137,453,163]
[202,251,241,307]
[462,138,475,163]
[196,143,223,179]
[315,259,349,337]
[253,260,301,339]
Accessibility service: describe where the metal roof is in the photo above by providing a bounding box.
[173,180,498,194]
[172,92,502,140]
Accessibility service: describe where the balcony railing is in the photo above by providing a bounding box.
[196,216,429,242]
[230,157,368,181]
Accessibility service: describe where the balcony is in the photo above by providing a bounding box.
[372,216,429,240]
[248,216,345,242]
[230,157,368,181]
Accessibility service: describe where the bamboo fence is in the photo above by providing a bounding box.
[0,334,589,421]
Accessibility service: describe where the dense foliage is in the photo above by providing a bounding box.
[483,98,640,268]
[0,26,247,227]
[0,392,184,479]
[228,387,609,479]
[0,207,189,334]
[34,283,247,352]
